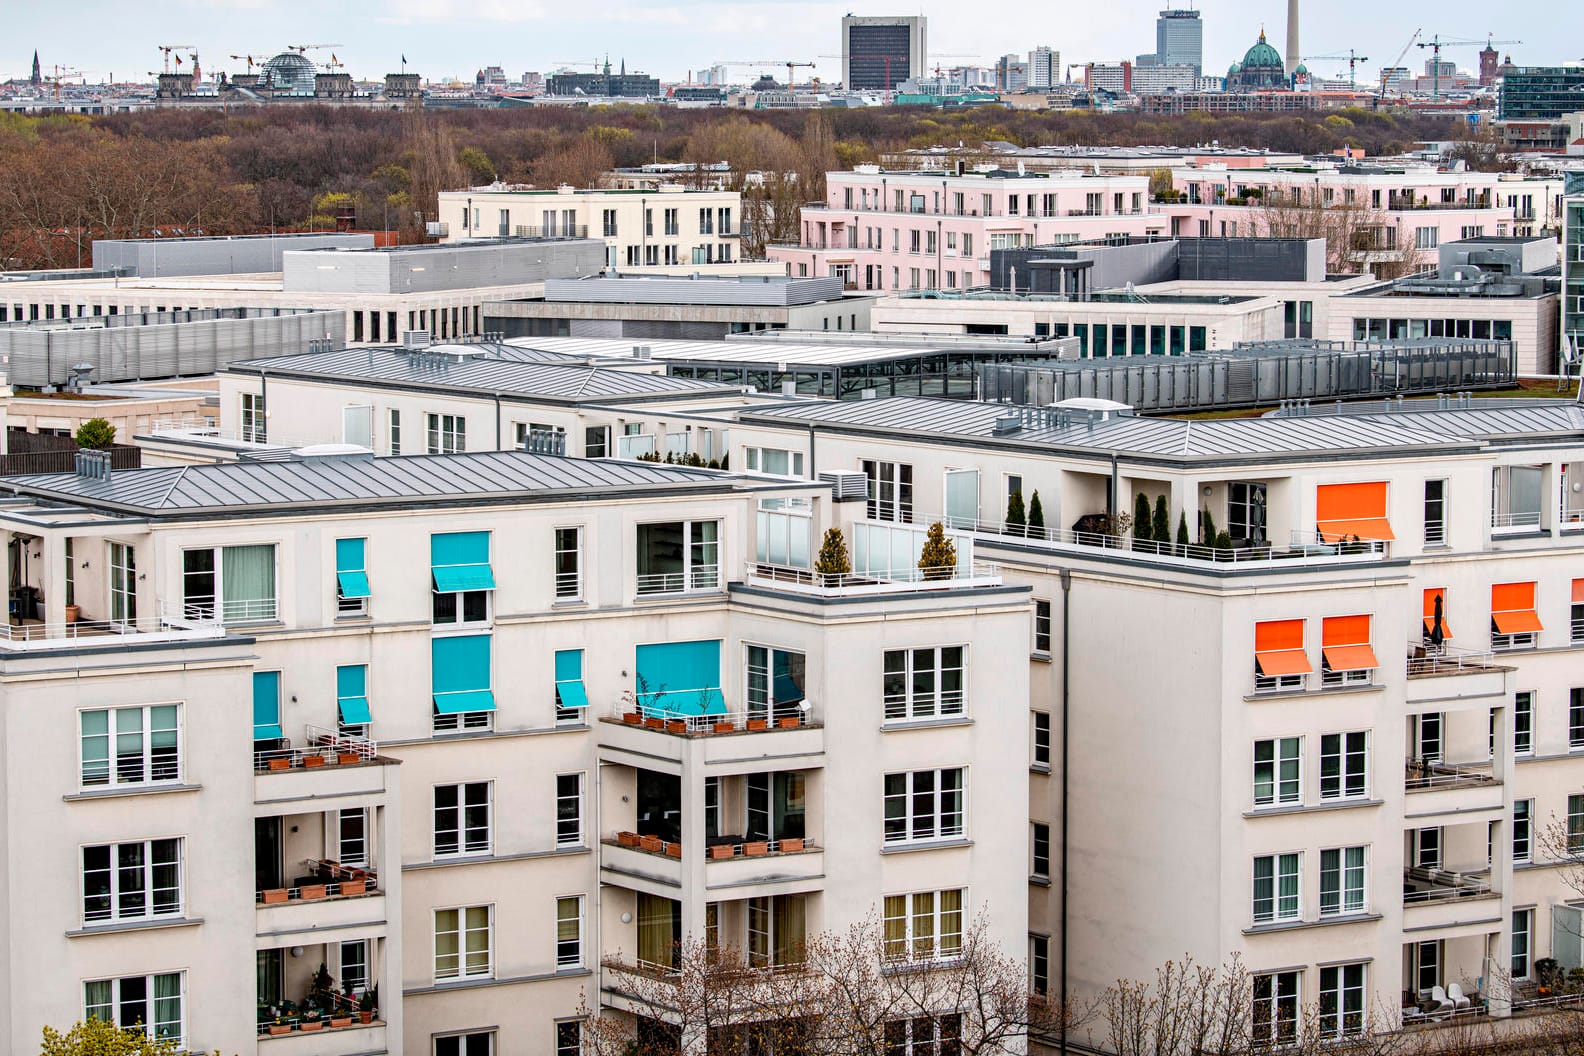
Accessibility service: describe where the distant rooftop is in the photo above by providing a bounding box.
[542,272,848,308]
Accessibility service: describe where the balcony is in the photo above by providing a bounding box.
[744,560,1002,597]
[255,727,379,772]
[259,859,380,906]
[255,728,394,804]
[1404,758,1504,817]
[1402,866,1499,931]
[635,566,722,597]
[600,705,826,769]
[0,602,225,651]
[1405,646,1510,708]
[259,1023,387,1055]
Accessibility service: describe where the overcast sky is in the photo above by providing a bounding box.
[5,0,1578,86]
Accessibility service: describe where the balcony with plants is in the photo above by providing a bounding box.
[258,951,383,1052]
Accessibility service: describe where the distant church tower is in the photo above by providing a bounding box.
[30,50,41,86]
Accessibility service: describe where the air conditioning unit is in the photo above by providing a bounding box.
[401,330,433,349]
[819,470,868,501]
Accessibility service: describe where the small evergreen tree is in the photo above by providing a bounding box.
[1176,512,1190,547]
[1027,490,1045,538]
[1152,495,1169,545]
[917,521,957,580]
[74,417,115,449]
[1214,529,1233,555]
[814,527,851,577]
[1133,493,1153,542]
[1005,489,1026,536]
[1200,508,1218,547]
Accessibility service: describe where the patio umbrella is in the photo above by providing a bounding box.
[1429,593,1446,650]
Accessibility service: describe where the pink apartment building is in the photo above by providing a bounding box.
[768,166,1167,292]
[1164,165,1517,272]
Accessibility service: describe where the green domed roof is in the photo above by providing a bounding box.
[1294,63,1308,74]
[1242,31,1283,70]
[1228,61,1243,74]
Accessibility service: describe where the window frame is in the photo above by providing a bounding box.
[1253,737,1302,808]
[556,773,583,848]
[1319,845,1368,917]
[883,767,966,844]
[1514,799,1533,863]
[180,543,279,624]
[1318,963,1366,1039]
[882,889,965,962]
[84,972,184,1047]
[1513,908,1533,980]
[635,519,721,595]
[434,782,492,859]
[1252,852,1301,924]
[80,703,182,790]
[81,837,183,926]
[426,412,466,454]
[861,458,914,523]
[556,894,584,970]
[882,646,966,722]
[554,526,583,601]
[1514,690,1534,756]
[434,904,494,981]
[1033,713,1052,768]
[1319,731,1369,801]
[1031,822,1050,879]
[1033,598,1052,655]
[1252,971,1300,1046]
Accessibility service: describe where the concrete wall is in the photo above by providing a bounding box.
[92,234,374,277]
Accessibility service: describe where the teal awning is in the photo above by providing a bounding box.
[338,696,373,725]
[432,532,495,592]
[433,564,496,593]
[253,671,283,741]
[337,570,372,599]
[336,664,372,725]
[635,640,723,716]
[554,649,589,709]
[434,689,496,714]
[555,680,590,709]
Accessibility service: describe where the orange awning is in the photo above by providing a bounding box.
[1255,619,1311,675]
[1492,581,1542,633]
[1422,588,1454,639]
[1323,645,1380,671]
[1316,482,1395,542]
[1322,614,1378,670]
[1573,579,1584,605]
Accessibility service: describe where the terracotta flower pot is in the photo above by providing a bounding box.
[340,879,367,896]
[639,835,664,853]
[299,883,328,900]
[268,1024,292,1035]
[623,712,642,724]
[358,1011,374,1024]
[644,717,664,730]
[743,840,769,856]
[746,718,768,731]
[617,831,640,848]
[665,719,687,734]
[300,1020,323,1032]
[779,837,805,853]
[778,716,801,729]
[262,888,289,904]
[665,841,682,858]
[710,844,736,860]
[330,1016,353,1028]
[64,604,81,623]
[303,755,326,768]
[267,758,291,771]
[337,752,361,765]
[713,721,735,734]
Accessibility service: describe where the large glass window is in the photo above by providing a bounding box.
[1252,972,1299,1045]
[82,838,182,925]
[1318,963,1365,1038]
[883,647,965,721]
[435,783,491,858]
[1252,853,1300,924]
[1253,738,1301,807]
[85,973,183,1046]
[882,889,963,961]
[426,413,466,454]
[747,894,806,968]
[862,459,914,523]
[182,545,276,623]
[1227,482,1267,545]
[1319,846,1367,916]
[109,542,136,624]
[81,704,180,788]
[1320,731,1369,800]
[883,768,965,843]
[1513,909,1533,979]
[636,521,719,594]
[434,906,492,980]
[745,645,806,723]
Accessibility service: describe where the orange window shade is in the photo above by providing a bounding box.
[1491,581,1543,634]
[1322,614,1378,670]
[1254,619,1312,676]
[1574,579,1584,605]
[1422,588,1453,639]
[1315,481,1395,542]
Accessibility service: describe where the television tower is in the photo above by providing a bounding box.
[1285,0,1300,75]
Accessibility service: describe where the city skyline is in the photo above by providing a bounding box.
[4,0,1579,88]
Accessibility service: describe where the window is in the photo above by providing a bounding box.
[885,1015,962,1056]
[883,647,965,721]
[388,409,402,455]
[882,889,964,961]
[432,634,495,732]
[435,1031,494,1056]
[1569,795,1584,855]
[557,774,583,847]
[556,1021,582,1056]
[1033,599,1052,654]
[1320,732,1368,800]
[1227,482,1268,545]
[1253,619,1310,693]
[1424,479,1447,544]
[1031,822,1050,878]
[1033,713,1051,768]
[109,541,136,624]
[638,893,680,971]
[435,783,491,857]
[1319,846,1367,916]
[584,425,608,459]
[336,665,371,737]
[1514,800,1532,863]
[335,538,370,615]
[1515,691,1534,755]
[241,392,266,443]
[1416,226,1439,249]
[1513,909,1533,979]
[1252,971,1299,1045]
[82,838,182,924]
[1320,615,1378,687]
[635,639,722,715]
[554,649,589,724]
[1253,738,1301,807]
[861,459,913,522]
[635,521,719,594]
[426,413,465,454]
[81,704,179,787]
[1492,582,1542,650]
[1030,934,1049,995]
[84,973,183,1045]
[253,671,283,744]
[745,645,806,723]
[747,894,806,968]
[338,809,368,867]
[554,527,582,600]
[431,531,495,626]
[182,544,277,622]
[744,447,805,477]
[339,939,369,995]
[1318,963,1365,1039]
[1574,580,1584,644]
[1314,481,1392,544]
[1252,853,1300,924]
[664,208,678,236]
[603,208,618,237]
[883,768,965,843]
[435,906,492,980]
[1572,688,1584,750]
[556,896,584,968]
[343,405,374,449]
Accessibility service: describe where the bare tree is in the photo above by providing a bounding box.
[1256,189,1420,279]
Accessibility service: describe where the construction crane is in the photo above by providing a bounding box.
[45,65,82,99]
[1300,50,1368,88]
[1379,28,1421,96]
[1417,34,1521,99]
[714,60,816,88]
[157,44,195,74]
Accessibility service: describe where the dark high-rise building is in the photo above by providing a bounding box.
[1499,66,1584,120]
[841,15,926,91]
[1155,9,1203,75]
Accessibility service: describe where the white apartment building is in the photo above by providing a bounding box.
[0,443,1030,1053]
[437,187,744,270]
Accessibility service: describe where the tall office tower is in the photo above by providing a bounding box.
[841,15,927,90]
[1155,8,1203,74]
[1028,45,1061,88]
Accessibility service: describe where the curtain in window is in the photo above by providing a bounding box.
[1254,856,1274,918]
[774,895,806,965]
[435,911,459,977]
[638,893,677,970]
[1279,857,1298,916]
[464,907,490,975]
[84,980,113,1022]
[939,889,963,954]
[945,469,979,529]
[883,895,907,960]
[152,974,182,1041]
[912,891,936,958]
[222,545,275,621]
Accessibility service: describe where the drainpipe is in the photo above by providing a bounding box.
[807,421,817,480]
[494,393,502,450]
[1108,452,1119,515]
[1058,567,1072,1055]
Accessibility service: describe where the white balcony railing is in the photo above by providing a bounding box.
[0,602,224,648]
[609,702,811,734]
[1561,505,1584,530]
[179,597,279,624]
[255,725,378,771]
[635,565,721,596]
[1405,758,1497,790]
[746,560,1000,596]
[1491,509,1543,531]
[1403,866,1494,904]
[1406,645,1497,676]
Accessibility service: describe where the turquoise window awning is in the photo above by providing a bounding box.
[634,640,724,716]
[253,671,283,741]
[554,649,589,709]
[431,531,496,592]
[336,664,371,725]
[432,634,494,713]
[337,571,372,599]
[336,539,371,599]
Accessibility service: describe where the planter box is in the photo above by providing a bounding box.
[617,831,640,848]
[743,841,769,856]
[777,716,801,729]
[746,719,768,731]
[779,837,805,853]
[268,1024,293,1036]
[622,713,642,725]
[710,844,737,860]
[639,835,664,853]
[298,883,328,900]
[644,717,664,730]
[665,841,682,859]
[340,879,367,896]
[665,719,688,734]
[337,752,361,765]
[267,758,291,771]
[300,1020,324,1032]
[358,1011,374,1024]
[303,755,327,768]
[262,888,289,904]
[713,721,736,734]
[330,1016,353,1028]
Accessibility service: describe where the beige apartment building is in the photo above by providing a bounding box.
[0,443,1030,1054]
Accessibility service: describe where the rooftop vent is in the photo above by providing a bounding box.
[631,345,653,360]
[521,427,568,457]
[993,413,1022,436]
[401,329,433,349]
[75,449,112,482]
[289,444,376,462]
[819,469,868,501]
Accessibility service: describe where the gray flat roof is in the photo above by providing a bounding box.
[0,451,772,517]
[507,336,1044,367]
[737,396,1582,464]
[225,344,744,403]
